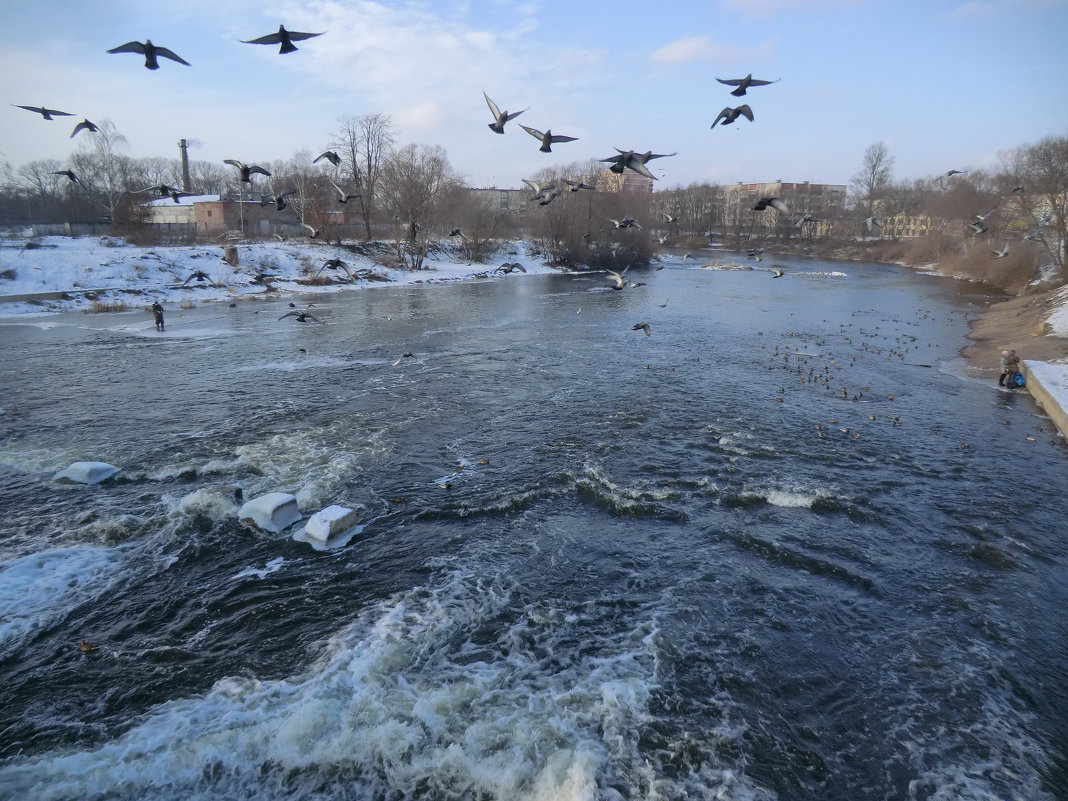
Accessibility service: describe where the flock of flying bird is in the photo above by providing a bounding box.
[12,22,1052,326]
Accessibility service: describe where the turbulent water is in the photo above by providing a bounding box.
[1,253,1066,801]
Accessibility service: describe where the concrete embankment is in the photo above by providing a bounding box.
[1023,361,1068,440]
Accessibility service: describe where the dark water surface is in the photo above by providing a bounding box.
[1,254,1066,801]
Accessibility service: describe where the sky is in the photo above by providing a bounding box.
[2,0,1067,191]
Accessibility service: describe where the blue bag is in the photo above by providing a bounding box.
[1013,371,1025,387]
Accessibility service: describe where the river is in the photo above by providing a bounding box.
[1,253,1066,800]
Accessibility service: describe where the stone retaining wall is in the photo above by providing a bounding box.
[1023,360,1068,441]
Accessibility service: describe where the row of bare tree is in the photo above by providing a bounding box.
[1,116,1064,281]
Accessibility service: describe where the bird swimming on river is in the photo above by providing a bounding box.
[224,159,271,182]
[715,74,780,96]
[12,104,73,120]
[519,125,578,153]
[242,25,324,54]
[711,105,754,128]
[70,119,99,138]
[107,40,190,69]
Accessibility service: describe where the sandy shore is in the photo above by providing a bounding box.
[961,285,1068,373]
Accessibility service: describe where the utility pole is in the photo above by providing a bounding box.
[178,139,192,193]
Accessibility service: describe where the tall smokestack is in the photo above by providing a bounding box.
[179,138,192,192]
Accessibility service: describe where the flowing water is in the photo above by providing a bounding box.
[1,254,1066,801]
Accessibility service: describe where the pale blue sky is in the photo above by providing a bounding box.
[2,0,1066,190]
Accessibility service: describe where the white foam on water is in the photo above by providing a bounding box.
[198,426,390,510]
[231,556,286,581]
[764,488,826,508]
[0,546,122,647]
[0,570,704,801]
[235,356,354,373]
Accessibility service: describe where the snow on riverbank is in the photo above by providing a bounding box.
[3,233,1067,439]
[0,235,557,316]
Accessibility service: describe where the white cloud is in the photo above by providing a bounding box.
[650,34,773,65]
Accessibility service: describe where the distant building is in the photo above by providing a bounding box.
[465,188,530,213]
[721,180,847,214]
[595,169,654,193]
[141,194,314,234]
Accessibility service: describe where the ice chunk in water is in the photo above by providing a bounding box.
[53,461,119,485]
[238,492,301,533]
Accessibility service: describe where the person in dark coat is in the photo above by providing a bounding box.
[151,300,165,332]
[998,349,1020,386]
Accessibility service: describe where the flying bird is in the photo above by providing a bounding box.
[69,119,99,138]
[329,181,359,204]
[52,169,79,183]
[106,40,190,69]
[519,125,578,153]
[484,92,526,134]
[632,322,651,336]
[794,214,820,227]
[523,181,561,206]
[138,183,189,203]
[318,258,354,279]
[12,104,73,120]
[967,208,997,235]
[495,262,526,274]
[863,216,882,232]
[990,242,1010,259]
[746,248,765,259]
[599,149,676,180]
[448,228,469,240]
[752,197,789,213]
[769,268,785,278]
[242,25,325,54]
[711,105,754,128]
[610,217,641,229]
[715,74,780,97]
[224,159,271,182]
[937,169,965,189]
[262,187,296,211]
[605,269,629,290]
[313,150,341,166]
[301,223,322,238]
[280,309,323,323]
[182,269,212,285]
[563,179,595,191]
[660,211,678,224]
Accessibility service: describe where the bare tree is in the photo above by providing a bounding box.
[331,112,396,240]
[69,119,131,222]
[850,141,895,218]
[378,143,461,269]
[1015,135,1067,278]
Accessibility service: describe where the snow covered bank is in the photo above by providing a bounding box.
[0,235,558,317]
